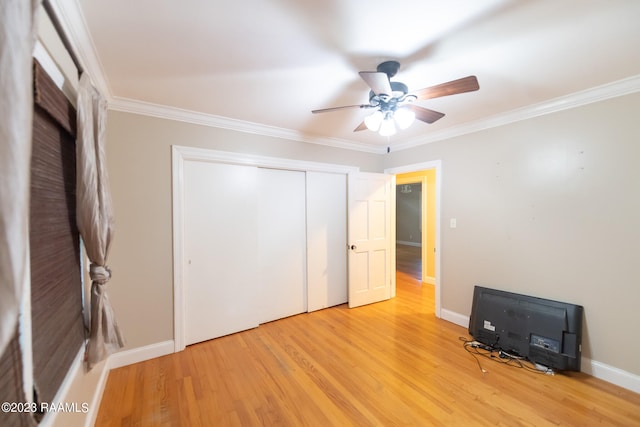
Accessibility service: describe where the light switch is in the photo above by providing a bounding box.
[450,218,457,228]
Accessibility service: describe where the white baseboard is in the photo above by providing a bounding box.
[85,359,110,427]
[440,308,640,394]
[84,341,174,426]
[108,340,175,370]
[581,358,640,394]
[39,344,110,427]
[39,346,84,427]
[396,240,421,247]
[440,308,469,328]
[423,276,435,285]
[40,340,174,426]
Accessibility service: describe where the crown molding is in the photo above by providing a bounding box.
[111,73,640,155]
[109,96,386,154]
[46,0,112,98]
[54,0,640,156]
[392,74,640,152]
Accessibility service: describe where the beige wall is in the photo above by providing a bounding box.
[107,92,640,376]
[384,92,640,375]
[104,111,383,350]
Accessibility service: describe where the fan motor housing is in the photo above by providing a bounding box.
[369,81,409,103]
[377,60,401,78]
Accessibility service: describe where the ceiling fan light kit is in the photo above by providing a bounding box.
[364,110,384,131]
[312,60,480,137]
[364,107,415,136]
[393,107,416,130]
[379,116,397,137]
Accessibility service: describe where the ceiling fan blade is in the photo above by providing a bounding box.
[312,104,372,114]
[353,121,368,132]
[412,75,479,101]
[359,71,392,96]
[406,104,445,124]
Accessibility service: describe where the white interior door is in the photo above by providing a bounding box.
[348,172,393,308]
[257,168,307,323]
[306,172,347,312]
[184,161,259,345]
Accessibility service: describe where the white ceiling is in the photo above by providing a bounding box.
[59,0,640,153]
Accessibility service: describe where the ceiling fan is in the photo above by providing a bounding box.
[312,61,479,136]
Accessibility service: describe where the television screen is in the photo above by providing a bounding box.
[468,286,583,371]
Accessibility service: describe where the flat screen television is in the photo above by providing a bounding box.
[468,285,584,371]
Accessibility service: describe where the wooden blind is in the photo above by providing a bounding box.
[29,60,84,404]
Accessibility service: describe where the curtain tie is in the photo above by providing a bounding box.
[89,264,111,284]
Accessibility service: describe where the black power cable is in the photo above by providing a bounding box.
[459,337,554,375]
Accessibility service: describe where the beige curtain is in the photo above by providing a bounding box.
[77,73,124,368]
[0,0,40,358]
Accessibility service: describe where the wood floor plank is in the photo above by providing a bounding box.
[96,265,640,426]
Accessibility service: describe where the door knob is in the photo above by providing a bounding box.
[350,244,357,250]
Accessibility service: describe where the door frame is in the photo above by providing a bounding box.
[385,161,442,318]
[171,145,358,352]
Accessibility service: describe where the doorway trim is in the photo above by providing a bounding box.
[384,160,442,318]
[171,145,358,352]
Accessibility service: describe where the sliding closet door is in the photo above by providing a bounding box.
[307,172,347,312]
[184,161,259,345]
[257,168,307,323]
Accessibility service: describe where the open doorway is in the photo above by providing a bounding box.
[387,161,442,317]
[395,170,437,285]
[395,181,423,282]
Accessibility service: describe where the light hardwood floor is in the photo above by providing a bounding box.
[396,243,421,280]
[96,271,640,426]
